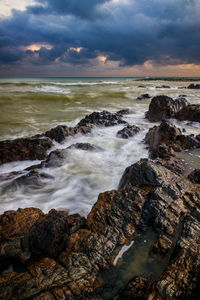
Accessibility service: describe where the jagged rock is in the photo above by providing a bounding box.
[152,216,200,299]
[77,110,127,128]
[0,159,200,299]
[0,208,44,267]
[176,104,200,123]
[146,95,188,122]
[116,108,131,115]
[44,125,76,143]
[29,209,85,258]
[117,125,140,139]
[137,94,151,100]
[188,169,200,184]
[67,143,103,152]
[0,137,53,165]
[116,277,151,300]
[44,125,91,143]
[187,83,200,89]
[144,120,200,159]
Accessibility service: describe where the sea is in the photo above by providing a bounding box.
[0,77,200,216]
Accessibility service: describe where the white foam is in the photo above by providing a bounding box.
[113,241,135,266]
[36,85,71,94]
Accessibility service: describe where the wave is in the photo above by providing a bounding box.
[36,85,71,94]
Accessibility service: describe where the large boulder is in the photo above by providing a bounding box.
[144,120,200,159]
[176,104,200,123]
[0,137,53,165]
[146,95,188,122]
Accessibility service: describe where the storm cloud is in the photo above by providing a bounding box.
[0,0,200,74]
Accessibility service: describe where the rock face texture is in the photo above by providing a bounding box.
[145,95,188,122]
[0,158,200,299]
[0,137,53,165]
[144,120,200,159]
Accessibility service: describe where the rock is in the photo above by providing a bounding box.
[0,257,71,300]
[187,83,200,89]
[152,216,200,299]
[29,209,85,258]
[146,95,188,122]
[45,149,69,168]
[119,158,167,189]
[0,137,53,165]
[144,120,200,159]
[44,125,77,143]
[138,85,146,88]
[137,94,151,100]
[116,108,131,115]
[178,94,187,98]
[156,85,170,89]
[116,277,151,300]
[117,125,140,139]
[0,208,44,266]
[67,143,103,152]
[176,104,200,123]
[188,169,200,184]
[77,110,127,128]
[0,159,200,299]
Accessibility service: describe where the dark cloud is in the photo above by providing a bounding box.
[27,0,111,19]
[0,0,200,74]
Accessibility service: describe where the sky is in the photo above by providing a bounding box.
[0,0,200,77]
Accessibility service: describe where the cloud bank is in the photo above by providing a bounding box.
[0,0,200,75]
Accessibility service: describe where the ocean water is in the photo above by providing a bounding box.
[0,77,200,216]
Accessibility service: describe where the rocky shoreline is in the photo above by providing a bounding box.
[0,95,200,299]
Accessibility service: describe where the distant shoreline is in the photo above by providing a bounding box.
[137,77,200,82]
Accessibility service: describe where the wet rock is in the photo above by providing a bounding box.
[0,257,72,300]
[156,85,170,89]
[77,110,127,128]
[188,169,200,184]
[152,216,200,299]
[0,137,53,165]
[116,277,151,300]
[45,149,69,168]
[29,209,85,258]
[117,125,140,139]
[116,108,131,116]
[187,83,200,89]
[67,143,103,152]
[137,94,151,100]
[138,85,146,88]
[144,120,200,159]
[146,95,188,122]
[0,208,44,266]
[44,125,77,143]
[0,159,200,299]
[178,94,187,98]
[176,104,200,123]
